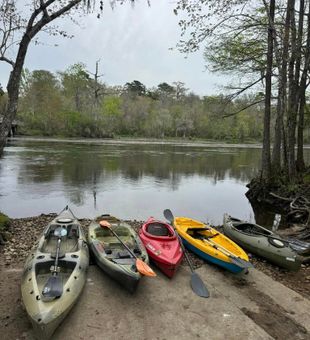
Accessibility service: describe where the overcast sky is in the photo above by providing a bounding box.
[0,0,228,95]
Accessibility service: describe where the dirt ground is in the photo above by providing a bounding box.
[0,214,309,339]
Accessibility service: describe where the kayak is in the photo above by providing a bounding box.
[173,216,251,273]
[139,217,183,278]
[88,215,149,293]
[223,214,303,270]
[21,206,89,339]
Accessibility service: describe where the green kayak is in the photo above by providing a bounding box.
[223,213,302,271]
[88,215,149,293]
[21,206,89,339]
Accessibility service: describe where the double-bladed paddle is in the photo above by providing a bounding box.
[99,220,156,277]
[163,209,210,298]
[200,236,253,269]
[186,226,253,269]
[42,226,67,301]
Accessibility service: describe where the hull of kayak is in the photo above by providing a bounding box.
[139,217,183,278]
[223,214,302,271]
[21,207,89,340]
[88,215,149,293]
[181,236,244,273]
[174,217,251,274]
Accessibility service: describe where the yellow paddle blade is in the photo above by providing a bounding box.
[100,220,111,228]
[136,259,156,277]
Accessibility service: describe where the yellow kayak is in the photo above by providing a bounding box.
[174,217,251,273]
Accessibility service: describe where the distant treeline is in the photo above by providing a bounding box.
[0,63,309,142]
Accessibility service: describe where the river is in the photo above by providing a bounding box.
[1,138,309,226]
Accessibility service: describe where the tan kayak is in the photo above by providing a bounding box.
[21,206,89,339]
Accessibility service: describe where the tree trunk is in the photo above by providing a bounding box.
[0,35,31,154]
[261,0,275,179]
[296,90,306,171]
[296,0,310,172]
[286,0,297,180]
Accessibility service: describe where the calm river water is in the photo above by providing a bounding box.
[1,138,309,226]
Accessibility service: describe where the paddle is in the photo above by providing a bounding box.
[99,220,156,277]
[163,209,210,298]
[199,235,253,269]
[42,226,67,301]
[247,229,310,253]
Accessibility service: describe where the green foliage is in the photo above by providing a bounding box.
[124,80,146,97]
[0,212,10,231]
[102,96,122,117]
[15,65,269,142]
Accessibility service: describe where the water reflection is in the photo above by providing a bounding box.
[1,139,308,225]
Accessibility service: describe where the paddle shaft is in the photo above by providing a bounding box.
[108,227,137,259]
[52,237,62,276]
[201,235,242,259]
[177,233,195,273]
[249,230,290,245]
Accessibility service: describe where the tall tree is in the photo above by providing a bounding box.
[124,80,146,97]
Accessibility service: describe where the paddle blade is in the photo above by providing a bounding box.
[190,272,209,298]
[42,276,63,301]
[136,259,156,277]
[100,220,111,228]
[230,257,253,269]
[163,209,174,224]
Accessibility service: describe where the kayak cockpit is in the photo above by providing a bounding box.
[35,260,76,296]
[40,224,80,254]
[233,223,272,236]
[93,226,143,263]
[146,222,174,237]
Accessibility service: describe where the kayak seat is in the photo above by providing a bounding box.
[147,223,171,236]
[117,251,132,259]
[67,225,80,238]
[51,252,66,259]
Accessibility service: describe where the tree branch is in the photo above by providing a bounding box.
[227,76,265,101]
[29,0,82,37]
[223,99,265,118]
[0,56,14,67]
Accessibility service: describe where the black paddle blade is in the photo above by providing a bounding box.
[42,276,63,301]
[190,272,209,298]
[163,209,174,224]
[230,256,253,269]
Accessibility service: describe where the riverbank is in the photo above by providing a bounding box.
[1,214,309,298]
[0,214,309,339]
[8,135,267,148]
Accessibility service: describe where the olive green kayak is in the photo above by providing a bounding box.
[223,213,302,271]
[88,214,149,293]
[21,206,89,339]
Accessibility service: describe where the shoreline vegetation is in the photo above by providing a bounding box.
[8,135,310,148]
[0,213,309,299]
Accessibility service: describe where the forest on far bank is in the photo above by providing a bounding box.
[2,62,304,143]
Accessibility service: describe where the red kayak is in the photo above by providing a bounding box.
[139,217,183,278]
